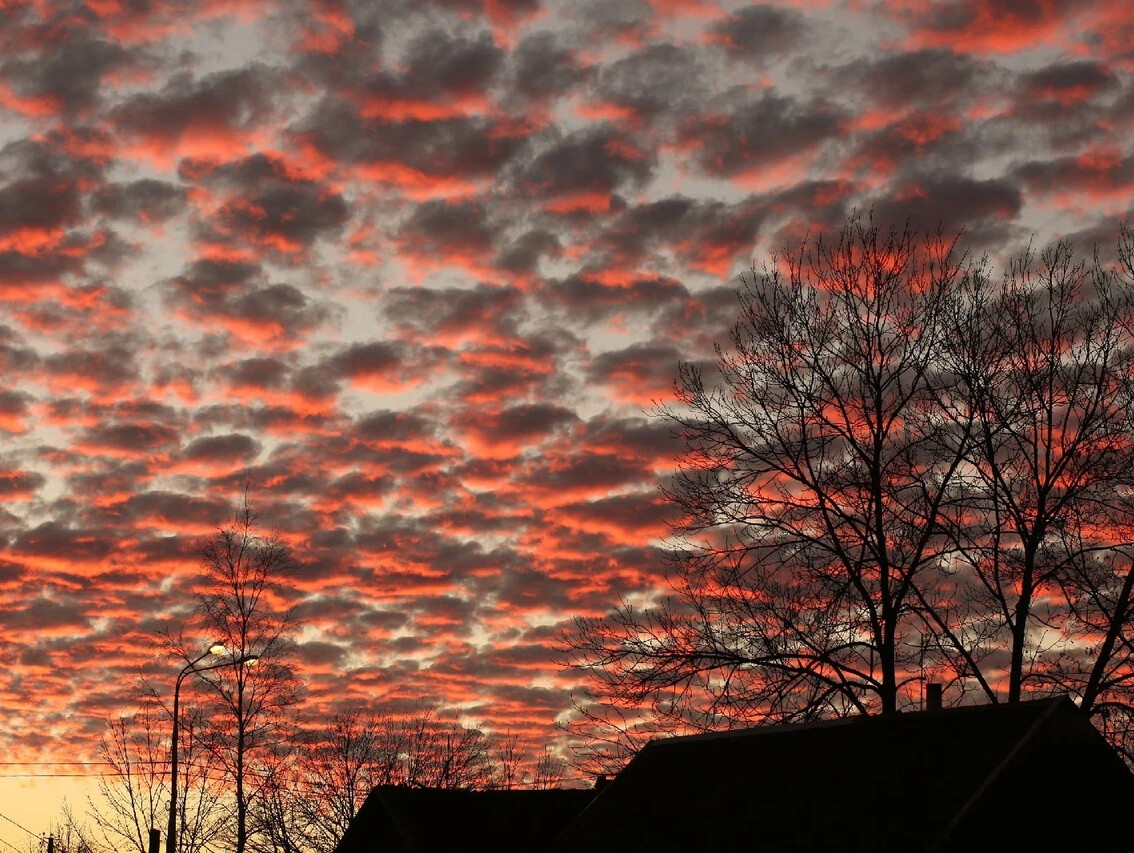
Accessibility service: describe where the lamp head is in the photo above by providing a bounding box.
[243,655,260,666]
[208,643,226,656]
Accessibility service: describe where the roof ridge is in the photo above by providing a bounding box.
[639,695,1070,749]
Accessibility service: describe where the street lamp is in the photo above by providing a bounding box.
[166,645,260,853]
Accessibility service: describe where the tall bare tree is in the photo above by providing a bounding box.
[568,217,973,733]
[566,217,1134,763]
[924,234,1134,742]
[181,495,301,853]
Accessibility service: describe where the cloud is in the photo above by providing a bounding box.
[183,152,349,258]
[112,64,282,162]
[896,0,1095,54]
[507,33,587,101]
[166,255,331,344]
[0,34,134,116]
[292,98,527,194]
[3,0,1134,815]
[873,174,1023,241]
[1019,60,1119,104]
[93,179,189,224]
[707,5,808,59]
[593,43,706,123]
[505,123,655,206]
[677,90,844,179]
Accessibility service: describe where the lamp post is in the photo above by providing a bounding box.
[166,645,259,853]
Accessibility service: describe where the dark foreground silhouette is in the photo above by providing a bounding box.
[336,697,1134,853]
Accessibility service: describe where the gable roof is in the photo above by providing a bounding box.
[333,786,595,853]
[550,696,1134,852]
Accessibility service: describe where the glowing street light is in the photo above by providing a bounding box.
[166,645,258,853]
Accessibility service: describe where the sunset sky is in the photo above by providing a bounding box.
[2,0,1134,844]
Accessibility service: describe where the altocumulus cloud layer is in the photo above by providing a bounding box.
[1,0,1133,780]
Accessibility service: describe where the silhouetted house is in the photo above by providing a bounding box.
[551,696,1134,852]
[333,786,595,853]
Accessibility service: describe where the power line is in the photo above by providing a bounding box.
[0,774,122,779]
[0,809,38,838]
[0,762,114,766]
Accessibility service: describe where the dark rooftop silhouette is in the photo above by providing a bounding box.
[334,697,1134,853]
[552,696,1134,853]
[332,786,595,853]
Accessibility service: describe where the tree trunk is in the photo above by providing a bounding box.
[1007,549,1035,703]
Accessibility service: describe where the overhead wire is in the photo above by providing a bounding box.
[0,809,39,838]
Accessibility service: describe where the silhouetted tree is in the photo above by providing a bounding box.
[173,494,302,853]
[253,707,508,853]
[248,757,304,853]
[924,232,1134,749]
[568,216,973,734]
[393,708,495,790]
[87,706,223,853]
[287,712,385,853]
[38,803,92,853]
[489,731,524,790]
[87,711,165,853]
[566,216,1134,762]
[530,748,568,790]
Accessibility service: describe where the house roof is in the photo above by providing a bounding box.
[333,786,596,853]
[550,696,1134,853]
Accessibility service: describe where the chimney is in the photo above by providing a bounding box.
[593,774,610,791]
[148,828,161,853]
[926,682,943,712]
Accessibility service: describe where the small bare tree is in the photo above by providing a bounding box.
[263,707,506,852]
[291,713,385,853]
[530,749,568,790]
[396,709,494,790]
[88,711,166,853]
[39,803,92,853]
[489,732,523,790]
[87,707,223,853]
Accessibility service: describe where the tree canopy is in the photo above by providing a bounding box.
[566,217,1134,764]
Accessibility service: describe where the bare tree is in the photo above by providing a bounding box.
[179,495,302,853]
[926,235,1134,731]
[87,712,166,853]
[489,732,523,790]
[248,756,304,853]
[289,713,385,853]
[396,709,494,790]
[37,803,93,853]
[565,216,1134,764]
[261,707,509,853]
[87,707,223,853]
[172,708,227,853]
[530,748,568,790]
[567,216,973,734]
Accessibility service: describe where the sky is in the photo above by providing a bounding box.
[1,0,1134,845]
